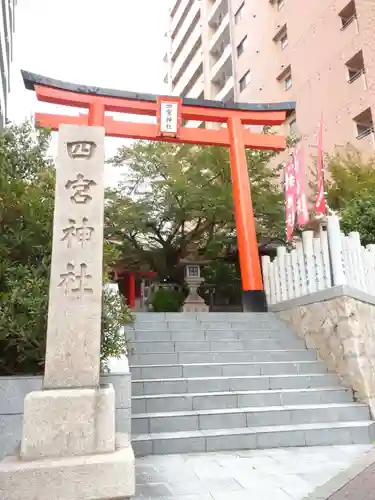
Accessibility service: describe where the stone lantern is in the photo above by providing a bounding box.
[181,259,209,313]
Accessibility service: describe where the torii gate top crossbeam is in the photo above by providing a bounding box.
[22,70,296,151]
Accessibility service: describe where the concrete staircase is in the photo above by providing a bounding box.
[128,312,374,456]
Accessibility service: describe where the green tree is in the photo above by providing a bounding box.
[0,122,132,375]
[339,192,375,246]
[105,141,285,283]
[325,148,375,211]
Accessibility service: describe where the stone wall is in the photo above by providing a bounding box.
[271,286,375,417]
[0,373,131,460]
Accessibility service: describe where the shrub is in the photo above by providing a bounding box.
[151,287,185,312]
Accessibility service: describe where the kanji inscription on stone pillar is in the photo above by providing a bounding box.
[44,125,105,389]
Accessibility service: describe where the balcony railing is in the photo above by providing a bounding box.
[215,76,234,102]
[209,13,230,52]
[341,14,357,31]
[356,126,374,140]
[211,45,232,82]
[171,1,200,59]
[348,68,365,84]
[209,0,228,28]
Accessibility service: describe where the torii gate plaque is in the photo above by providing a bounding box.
[22,70,295,312]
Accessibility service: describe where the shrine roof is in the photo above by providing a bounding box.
[22,70,296,116]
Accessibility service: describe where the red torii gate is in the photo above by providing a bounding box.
[22,70,295,312]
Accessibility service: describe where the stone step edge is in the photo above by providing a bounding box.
[131,386,351,401]
[132,420,375,442]
[130,360,324,369]
[130,349,314,356]
[132,373,337,384]
[129,339,304,344]
[132,402,367,420]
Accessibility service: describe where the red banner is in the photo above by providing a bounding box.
[284,161,297,241]
[314,117,327,215]
[293,145,309,226]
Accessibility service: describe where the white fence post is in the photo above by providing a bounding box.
[302,231,316,294]
[313,236,325,291]
[296,240,308,296]
[290,249,301,298]
[327,215,347,286]
[285,252,294,299]
[273,257,281,303]
[261,255,271,304]
[277,247,288,301]
[320,228,332,288]
[349,232,366,291]
[268,261,277,304]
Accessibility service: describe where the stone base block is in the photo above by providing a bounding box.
[183,301,209,312]
[0,439,135,500]
[21,385,115,460]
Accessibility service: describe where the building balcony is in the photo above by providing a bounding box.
[186,76,204,99]
[209,13,230,53]
[170,0,191,36]
[211,45,232,83]
[172,47,203,96]
[208,0,229,29]
[171,0,201,60]
[172,28,201,82]
[215,76,234,102]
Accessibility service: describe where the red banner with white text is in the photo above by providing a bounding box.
[293,145,309,226]
[284,161,297,241]
[314,117,327,215]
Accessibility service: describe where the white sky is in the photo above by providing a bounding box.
[8,0,172,185]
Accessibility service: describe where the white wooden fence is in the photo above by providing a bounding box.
[262,216,375,304]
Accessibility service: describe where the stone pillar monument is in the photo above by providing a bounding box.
[0,125,135,500]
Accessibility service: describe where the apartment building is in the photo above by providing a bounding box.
[0,0,16,129]
[165,0,375,156]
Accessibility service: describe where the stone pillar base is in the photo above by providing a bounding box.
[21,385,115,460]
[182,301,209,312]
[0,436,135,500]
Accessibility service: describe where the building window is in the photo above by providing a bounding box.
[237,36,247,57]
[346,50,365,84]
[289,118,297,135]
[277,0,284,10]
[280,32,288,50]
[339,1,357,30]
[353,108,374,139]
[235,2,245,24]
[239,70,250,92]
[284,74,292,90]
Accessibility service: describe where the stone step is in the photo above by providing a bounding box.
[131,321,283,331]
[130,338,306,354]
[132,387,354,413]
[126,328,297,342]
[130,360,327,380]
[131,373,340,396]
[131,403,370,434]
[129,349,317,365]
[134,312,277,322]
[132,420,375,456]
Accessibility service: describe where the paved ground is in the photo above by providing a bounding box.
[328,461,375,500]
[135,445,372,499]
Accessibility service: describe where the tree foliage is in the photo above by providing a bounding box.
[323,148,375,244]
[0,122,132,375]
[340,192,375,246]
[105,141,285,282]
[325,148,375,211]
